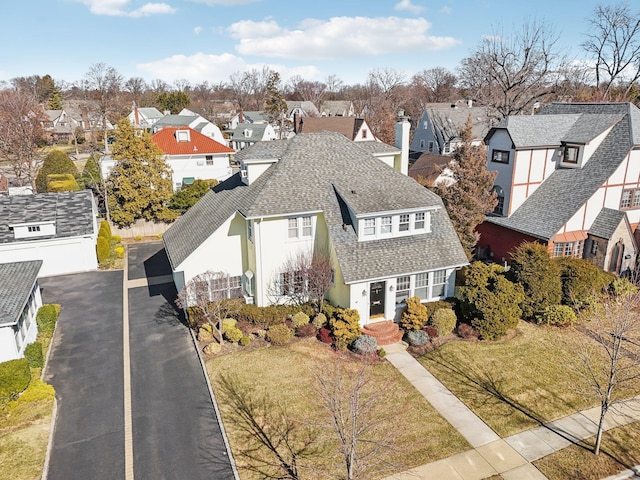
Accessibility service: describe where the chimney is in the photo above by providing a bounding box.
[133,101,139,126]
[467,99,473,108]
[239,109,245,124]
[395,115,410,176]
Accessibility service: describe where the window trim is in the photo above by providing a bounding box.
[621,188,640,210]
[491,149,510,164]
[287,215,314,239]
[562,145,580,165]
[394,269,449,306]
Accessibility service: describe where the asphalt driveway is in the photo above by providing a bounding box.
[41,270,125,480]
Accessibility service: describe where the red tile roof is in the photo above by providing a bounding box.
[152,127,233,155]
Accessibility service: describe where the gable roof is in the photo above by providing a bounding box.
[408,153,451,184]
[589,208,628,240]
[164,132,467,281]
[154,114,199,128]
[137,107,164,120]
[0,190,96,243]
[297,117,365,140]
[230,123,272,141]
[0,260,42,326]
[152,127,233,155]
[286,101,320,117]
[488,103,639,240]
[319,100,353,116]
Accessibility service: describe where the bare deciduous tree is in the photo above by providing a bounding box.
[175,271,243,343]
[571,291,640,455]
[123,76,147,104]
[583,3,640,100]
[85,62,123,150]
[217,374,320,480]
[458,20,564,120]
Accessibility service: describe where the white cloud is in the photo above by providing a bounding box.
[394,0,424,14]
[136,52,319,83]
[75,0,176,17]
[189,0,260,5]
[228,16,460,60]
[440,6,452,14]
[194,26,203,35]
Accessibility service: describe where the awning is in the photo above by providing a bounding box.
[552,230,587,243]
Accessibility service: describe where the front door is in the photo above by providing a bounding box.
[370,282,385,317]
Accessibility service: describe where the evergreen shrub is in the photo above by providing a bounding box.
[429,309,457,336]
[295,323,317,338]
[352,335,377,355]
[0,359,31,401]
[536,305,578,327]
[405,329,429,347]
[24,342,44,368]
[400,296,428,331]
[36,304,60,336]
[312,313,327,329]
[96,236,110,264]
[291,311,310,328]
[267,324,294,345]
[330,308,361,349]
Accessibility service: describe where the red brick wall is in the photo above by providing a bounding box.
[476,221,543,263]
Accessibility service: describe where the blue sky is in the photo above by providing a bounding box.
[0,0,607,87]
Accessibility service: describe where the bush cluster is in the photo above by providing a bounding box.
[291,311,310,328]
[352,335,377,355]
[36,304,60,337]
[555,257,615,311]
[429,309,457,337]
[536,305,578,327]
[0,358,31,401]
[330,308,361,349]
[235,303,314,328]
[405,329,429,347]
[24,342,44,368]
[267,324,294,345]
[400,296,428,331]
[425,300,455,318]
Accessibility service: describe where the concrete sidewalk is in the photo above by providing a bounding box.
[382,343,640,480]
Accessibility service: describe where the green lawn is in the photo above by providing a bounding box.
[207,338,470,480]
[419,321,640,437]
[535,422,640,479]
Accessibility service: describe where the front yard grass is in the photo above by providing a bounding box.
[534,422,640,479]
[207,338,470,479]
[419,321,640,437]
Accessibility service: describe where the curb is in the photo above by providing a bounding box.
[188,327,240,480]
[602,466,640,480]
[40,397,58,480]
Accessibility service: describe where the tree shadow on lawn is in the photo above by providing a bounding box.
[424,349,640,470]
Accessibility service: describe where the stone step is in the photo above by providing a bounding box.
[362,321,403,346]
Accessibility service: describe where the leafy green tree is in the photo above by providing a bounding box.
[508,242,562,321]
[430,116,497,258]
[35,149,78,193]
[457,262,524,340]
[106,119,176,227]
[168,179,216,214]
[154,91,190,114]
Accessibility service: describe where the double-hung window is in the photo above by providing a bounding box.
[399,214,410,232]
[205,155,214,166]
[288,216,313,239]
[414,273,428,300]
[395,276,410,304]
[414,212,425,230]
[288,218,299,238]
[380,216,392,234]
[432,270,447,297]
[364,218,376,236]
[302,217,312,237]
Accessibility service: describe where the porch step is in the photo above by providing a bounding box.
[362,321,404,346]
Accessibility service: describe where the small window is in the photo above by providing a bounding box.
[247,220,253,242]
[633,190,640,208]
[428,141,434,153]
[362,129,367,139]
[395,276,410,304]
[563,146,579,164]
[443,143,451,154]
[399,214,410,232]
[364,218,375,236]
[621,189,633,209]
[381,216,392,234]
[28,225,41,232]
[420,140,425,149]
[302,216,312,237]
[205,155,214,166]
[492,185,505,215]
[288,218,298,238]
[414,212,425,230]
[414,273,428,300]
[432,270,447,297]
[591,241,598,255]
[491,150,509,164]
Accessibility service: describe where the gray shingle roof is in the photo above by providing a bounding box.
[355,140,401,155]
[154,115,198,128]
[588,208,627,239]
[163,132,468,280]
[0,190,95,244]
[488,104,637,240]
[230,123,270,141]
[426,106,491,142]
[0,260,42,326]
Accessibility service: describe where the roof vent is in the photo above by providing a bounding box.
[351,189,357,195]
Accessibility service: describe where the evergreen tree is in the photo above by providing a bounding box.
[431,115,497,258]
[154,91,190,114]
[35,150,78,193]
[106,119,177,227]
[48,88,63,110]
[264,72,288,139]
[81,154,102,188]
[168,179,216,214]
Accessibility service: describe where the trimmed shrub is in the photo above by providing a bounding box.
[400,296,428,331]
[296,323,317,338]
[197,327,214,342]
[378,348,386,358]
[318,327,333,344]
[555,257,614,311]
[267,324,294,346]
[235,303,315,329]
[239,335,251,347]
[36,304,60,336]
[457,262,524,340]
[330,308,361,349]
[24,341,44,368]
[405,329,429,347]
[97,236,110,264]
[610,277,638,297]
[425,300,454,318]
[111,235,122,243]
[15,378,54,404]
[47,174,80,192]
[291,311,310,328]
[507,242,562,320]
[35,149,78,193]
[203,342,221,355]
[457,322,479,340]
[352,335,378,355]
[99,220,112,240]
[312,313,327,329]
[221,318,237,333]
[0,359,31,401]
[224,326,243,344]
[429,309,457,337]
[424,325,438,338]
[322,302,341,320]
[114,246,125,259]
[536,305,578,327]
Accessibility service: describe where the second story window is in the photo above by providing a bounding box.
[491,150,509,164]
[288,218,298,238]
[381,216,392,234]
[288,216,313,239]
[563,146,579,164]
[414,212,425,230]
[399,214,410,232]
[364,218,376,236]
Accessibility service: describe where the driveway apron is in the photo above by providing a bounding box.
[42,270,125,480]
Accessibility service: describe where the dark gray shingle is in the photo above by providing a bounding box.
[0,260,42,326]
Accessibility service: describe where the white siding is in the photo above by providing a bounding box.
[168,154,232,188]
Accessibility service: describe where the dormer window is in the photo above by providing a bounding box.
[414,212,425,230]
[359,211,431,240]
[244,129,252,138]
[399,214,410,232]
[563,146,579,164]
[28,225,41,232]
[176,130,190,142]
[364,218,376,236]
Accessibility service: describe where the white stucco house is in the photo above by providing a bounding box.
[0,190,98,276]
[163,130,467,326]
[477,102,640,275]
[0,260,43,363]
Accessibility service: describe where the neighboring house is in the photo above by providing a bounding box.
[0,190,98,276]
[162,130,467,326]
[64,100,115,142]
[408,153,455,187]
[477,102,640,275]
[152,127,234,190]
[319,100,355,117]
[294,117,374,141]
[153,113,226,145]
[286,101,320,122]
[229,123,277,152]
[227,111,269,130]
[0,260,43,363]
[127,104,164,131]
[410,102,491,155]
[42,109,82,144]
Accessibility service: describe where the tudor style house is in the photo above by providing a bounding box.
[0,190,98,276]
[477,102,640,275]
[0,260,43,363]
[163,131,467,326]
